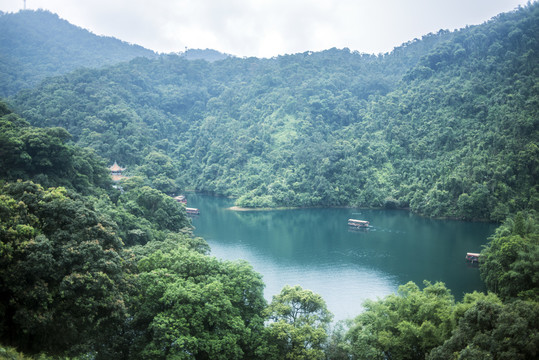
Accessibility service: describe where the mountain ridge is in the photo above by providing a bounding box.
[7,3,539,221]
[0,9,158,96]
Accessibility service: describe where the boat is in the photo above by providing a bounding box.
[174,195,187,204]
[186,207,200,215]
[348,219,369,228]
[465,252,480,263]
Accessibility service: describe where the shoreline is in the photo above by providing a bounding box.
[227,205,299,212]
[225,204,491,222]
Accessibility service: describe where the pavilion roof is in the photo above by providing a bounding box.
[110,161,126,172]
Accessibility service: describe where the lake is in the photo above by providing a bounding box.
[188,193,498,322]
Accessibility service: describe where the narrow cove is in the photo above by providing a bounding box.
[189,193,498,321]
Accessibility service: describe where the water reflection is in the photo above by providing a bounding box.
[188,193,497,321]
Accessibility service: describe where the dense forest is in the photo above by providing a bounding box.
[9,4,538,221]
[0,3,538,359]
[0,10,158,97]
[1,99,537,359]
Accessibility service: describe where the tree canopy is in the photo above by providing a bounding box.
[0,180,129,356]
[0,2,537,359]
[129,241,267,359]
[263,285,333,360]
[345,281,455,360]
[429,298,539,360]
[9,3,538,221]
[480,210,539,301]
[0,9,157,97]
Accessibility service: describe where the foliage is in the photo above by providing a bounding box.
[324,321,353,360]
[0,344,71,359]
[130,231,210,258]
[9,3,538,221]
[0,10,157,97]
[0,4,538,359]
[262,285,333,360]
[0,180,130,357]
[129,242,267,359]
[480,211,539,300]
[332,286,538,360]
[0,102,111,195]
[101,184,191,246]
[428,298,539,360]
[0,100,191,247]
[119,185,191,233]
[180,48,231,62]
[345,281,455,360]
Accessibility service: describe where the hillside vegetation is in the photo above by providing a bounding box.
[10,3,539,221]
[0,9,157,97]
[1,3,538,359]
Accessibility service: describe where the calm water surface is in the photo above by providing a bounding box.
[188,193,497,321]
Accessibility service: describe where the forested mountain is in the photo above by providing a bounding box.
[0,9,158,97]
[180,48,231,62]
[0,101,341,359]
[1,3,538,359]
[10,3,538,221]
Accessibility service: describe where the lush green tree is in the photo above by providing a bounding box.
[325,320,354,360]
[139,151,178,180]
[0,180,129,357]
[0,10,157,97]
[120,185,191,234]
[130,231,210,258]
[11,2,538,219]
[480,211,539,300]
[129,244,267,360]
[428,299,539,360]
[1,4,539,358]
[262,285,333,360]
[450,291,503,325]
[152,173,178,194]
[346,281,454,360]
[0,103,111,194]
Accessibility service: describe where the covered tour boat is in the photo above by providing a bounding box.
[465,252,480,263]
[348,219,369,228]
[174,195,187,204]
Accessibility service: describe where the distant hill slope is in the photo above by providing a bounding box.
[0,9,158,97]
[180,48,231,62]
[10,3,539,221]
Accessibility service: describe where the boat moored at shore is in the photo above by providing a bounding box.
[465,252,480,263]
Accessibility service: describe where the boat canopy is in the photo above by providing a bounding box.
[348,219,369,224]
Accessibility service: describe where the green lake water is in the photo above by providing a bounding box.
[188,193,498,321]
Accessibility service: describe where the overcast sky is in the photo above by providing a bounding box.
[0,0,531,57]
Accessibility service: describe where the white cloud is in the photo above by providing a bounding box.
[0,0,530,57]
